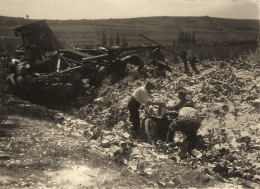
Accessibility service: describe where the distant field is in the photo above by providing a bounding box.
[0,16,259,48]
[0,16,259,60]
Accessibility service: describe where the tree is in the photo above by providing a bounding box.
[122,33,128,48]
[26,14,29,20]
[102,30,107,47]
[109,34,114,47]
[191,31,196,44]
[116,31,120,46]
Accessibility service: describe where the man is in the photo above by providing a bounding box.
[181,51,200,75]
[190,56,200,75]
[144,90,192,144]
[167,103,201,155]
[166,90,189,113]
[181,51,189,74]
[128,82,163,134]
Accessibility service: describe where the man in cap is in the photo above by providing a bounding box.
[128,82,163,135]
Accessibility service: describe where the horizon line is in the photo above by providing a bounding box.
[0,15,259,22]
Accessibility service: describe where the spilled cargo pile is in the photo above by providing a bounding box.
[52,54,259,187]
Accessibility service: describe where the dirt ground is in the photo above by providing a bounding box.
[0,93,242,189]
[0,94,155,189]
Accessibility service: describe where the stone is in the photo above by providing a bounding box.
[101,139,111,148]
[83,130,94,139]
[130,147,143,158]
[122,132,130,140]
[144,167,153,175]
[213,164,229,174]
[0,152,10,160]
[252,98,260,109]
[53,113,65,124]
[191,149,203,159]
[110,145,121,156]
[119,141,128,152]
[94,97,104,102]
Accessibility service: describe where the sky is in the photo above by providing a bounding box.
[0,0,259,20]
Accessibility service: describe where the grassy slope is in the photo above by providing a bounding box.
[0,16,259,48]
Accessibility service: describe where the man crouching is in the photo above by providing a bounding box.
[167,103,201,156]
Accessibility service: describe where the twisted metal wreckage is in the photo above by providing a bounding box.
[6,20,175,97]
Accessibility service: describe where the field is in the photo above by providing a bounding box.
[0,15,259,50]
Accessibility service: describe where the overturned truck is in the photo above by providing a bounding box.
[6,20,171,97]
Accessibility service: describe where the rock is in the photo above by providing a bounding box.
[0,151,10,160]
[53,113,65,124]
[119,141,128,152]
[165,181,176,188]
[191,149,203,159]
[252,98,260,109]
[94,97,104,102]
[144,167,153,175]
[101,139,111,148]
[213,164,229,174]
[130,147,143,159]
[127,160,138,171]
[83,129,94,139]
[212,108,220,115]
[221,104,229,112]
[110,145,121,156]
[122,132,131,140]
[227,170,243,178]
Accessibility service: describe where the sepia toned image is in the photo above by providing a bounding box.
[0,0,259,188]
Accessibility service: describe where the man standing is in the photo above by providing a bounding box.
[128,82,163,134]
[181,51,189,74]
[181,51,200,75]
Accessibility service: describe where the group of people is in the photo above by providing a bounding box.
[128,82,201,154]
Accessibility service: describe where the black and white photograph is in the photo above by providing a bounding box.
[0,0,259,188]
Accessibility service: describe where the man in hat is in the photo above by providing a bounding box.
[128,82,163,134]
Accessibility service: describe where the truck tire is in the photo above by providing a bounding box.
[15,76,27,95]
[94,66,107,87]
[70,71,83,96]
[121,55,144,71]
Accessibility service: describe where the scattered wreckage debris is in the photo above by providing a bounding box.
[5,20,172,98]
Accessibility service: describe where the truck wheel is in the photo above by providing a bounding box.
[94,66,107,87]
[15,76,27,95]
[70,71,83,96]
[121,55,144,71]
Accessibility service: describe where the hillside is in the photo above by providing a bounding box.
[0,15,259,48]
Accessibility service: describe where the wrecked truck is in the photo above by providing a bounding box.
[6,20,171,97]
